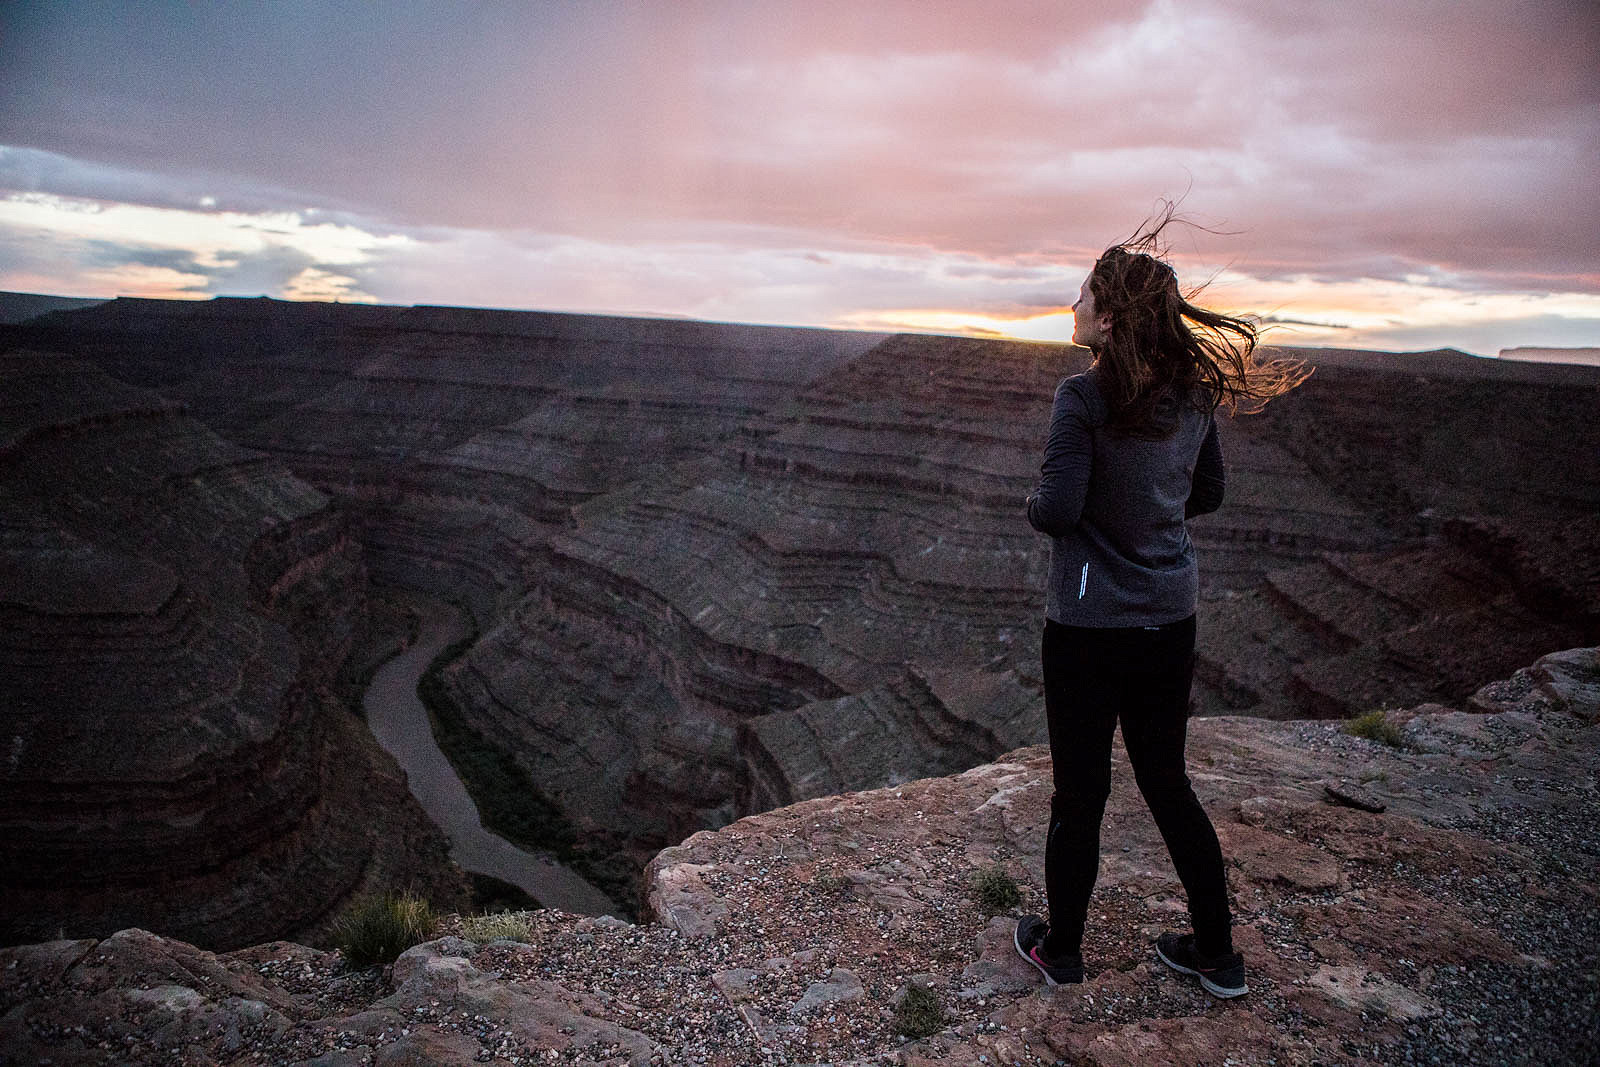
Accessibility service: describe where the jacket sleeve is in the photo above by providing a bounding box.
[1185,415,1225,518]
[1026,381,1093,537]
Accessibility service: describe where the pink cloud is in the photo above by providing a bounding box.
[2,0,1597,320]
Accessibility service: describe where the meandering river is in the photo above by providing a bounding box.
[363,591,619,917]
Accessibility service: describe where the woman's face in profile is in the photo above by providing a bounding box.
[1071,277,1108,349]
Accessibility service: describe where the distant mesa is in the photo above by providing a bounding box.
[1498,345,1600,367]
[0,291,109,324]
[3,295,1597,949]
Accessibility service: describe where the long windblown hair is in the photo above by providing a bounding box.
[1087,206,1311,438]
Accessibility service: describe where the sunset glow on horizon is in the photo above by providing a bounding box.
[2,1,1596,355]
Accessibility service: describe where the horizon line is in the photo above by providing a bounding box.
[9,288,1600,365]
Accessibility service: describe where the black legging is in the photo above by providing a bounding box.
[1041,615,1234,959]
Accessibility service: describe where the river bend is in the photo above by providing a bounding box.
[363,591,619,917]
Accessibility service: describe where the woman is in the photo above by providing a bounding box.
[1013,212,1308,999]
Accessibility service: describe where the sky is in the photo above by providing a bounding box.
[2,0,1597,355]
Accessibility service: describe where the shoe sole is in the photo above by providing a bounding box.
[1155,942,1248,999]
[1015,924,1059,986]
[1015,925,1073,986]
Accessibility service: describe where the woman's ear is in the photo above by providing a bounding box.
[1097,311,1113,336]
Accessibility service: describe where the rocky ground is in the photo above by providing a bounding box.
[3,646,1596,1066]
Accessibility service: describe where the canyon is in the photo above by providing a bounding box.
[3,297,1597,948]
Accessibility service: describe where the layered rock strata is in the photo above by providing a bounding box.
[17,297,885,619]
[426,331,1394,874]
[0,352,466,949]
[1,647,1595,1065]
[12,301,1600,892]
[440,334,1599,870]
[1197,347,1600,717]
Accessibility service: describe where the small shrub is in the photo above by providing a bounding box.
[334,891,438,967]
[812,871,851,897]
[894,982,947,1039]
[968,864,1022,916]
[1343,709,1405,748]
[461,911,534,944]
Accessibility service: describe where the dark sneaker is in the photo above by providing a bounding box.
[1155,932,1248,998]
[1013,914,1083,985]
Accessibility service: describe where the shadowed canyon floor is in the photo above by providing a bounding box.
[3,298,1599,949]
[1,647,1595,1065]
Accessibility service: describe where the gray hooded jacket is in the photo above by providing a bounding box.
[1026,368,1224,627]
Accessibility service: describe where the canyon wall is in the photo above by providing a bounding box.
[0,351,467,949]
[9,300,1599,916]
